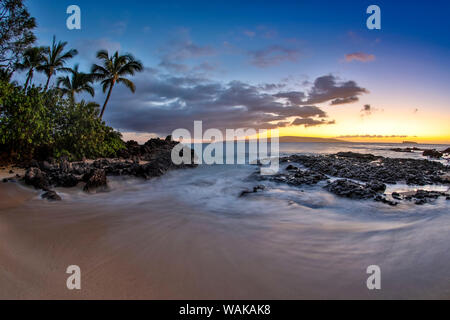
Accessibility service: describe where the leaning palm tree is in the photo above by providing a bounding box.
[40,36,78,91]
[91,50,143,119]
[15,47,46,90]
[57,64,95,102]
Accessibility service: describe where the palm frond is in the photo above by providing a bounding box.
[117,78,136,93]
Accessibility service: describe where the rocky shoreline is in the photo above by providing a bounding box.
[2,137,196,201]
[3,144,450,206]
[389,146,450,159]
[253,152,450,206]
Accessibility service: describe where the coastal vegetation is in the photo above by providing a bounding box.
[0,0,143,162]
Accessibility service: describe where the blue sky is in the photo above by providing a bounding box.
[23,0,450,142]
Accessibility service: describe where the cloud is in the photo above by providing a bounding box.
[330,96,359,105]
[112,21,128,36]
[273,75,368,107]
[345,52,375,63]
[292,118,336,128]
[304,75,368,105]
[243,30,256,37]
[159,59,190,73]
[248,45,300,67]
[158,30,216,74]
[103,71,345,135]
[337,135,410,139]
[361,104,372,116]
[360,104,382,117]
[259,83,287,91]
[193,62,219,73]
[273,91,306,105]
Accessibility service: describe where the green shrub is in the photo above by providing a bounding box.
[0,81,53,159]
[52,100,125,160]
[0,80,125,161]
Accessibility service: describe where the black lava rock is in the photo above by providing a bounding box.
[83,169,107,193]
[24,167,50,190]
[324,179,378,200]
[42,190,62,201]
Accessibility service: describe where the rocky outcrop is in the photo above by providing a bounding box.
[389,147,423,153]
[423,149,443,159]
[281,153,448,186]
[389,147,450,158]
[270,170,328,186]
[42,190,62,201]
[239,185,266,197]
[83,169,107,193]
[405,190,450,205]
[324,179,385,200]
[253,152,450,206]
[20,138,196,200]
[24,167,49,190]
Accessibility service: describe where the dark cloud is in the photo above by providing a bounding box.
[159,59,190,73]
[330,96,359,105]
[291,118,336,127]
[273,75,368,107]
[304,75,368,105]
[273,91,306,105]
[361,104,372,116]
[360,104,382,117]
[103,70,341,135]
[248,45,300,67]
[259,83,287,91]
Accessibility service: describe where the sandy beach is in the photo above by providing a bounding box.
[0,166,25,181]
[1,145,450,300]
[3,182,326,300]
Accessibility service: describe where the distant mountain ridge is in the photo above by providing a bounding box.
[278,136,346,143]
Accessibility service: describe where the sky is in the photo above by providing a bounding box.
[23,0,450,143]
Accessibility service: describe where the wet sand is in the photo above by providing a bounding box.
[0,166,25,181]
[0,182,367,300]
[1,182,313,299]
[1,176,450,300]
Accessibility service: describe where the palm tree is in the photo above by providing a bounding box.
[41,36,78,91]
[91,50,143,119]
[57,64,95,101]
[15,47,46,90]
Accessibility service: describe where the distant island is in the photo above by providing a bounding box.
[402,141,419,145]
[278,136,346,143]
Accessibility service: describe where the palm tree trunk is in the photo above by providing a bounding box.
[24,71,31,91]
[100,82,114,120]
[44,70,53,91]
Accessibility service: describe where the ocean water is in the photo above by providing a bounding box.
[1,142,450,299]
